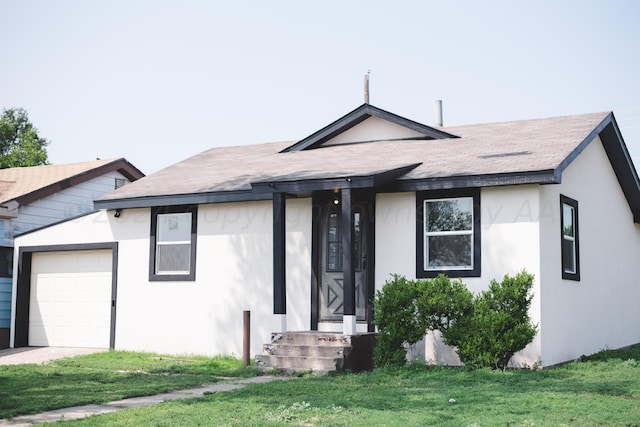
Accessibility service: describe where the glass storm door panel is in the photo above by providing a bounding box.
[319,203,367,321]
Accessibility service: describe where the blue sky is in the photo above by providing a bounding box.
[1,1,639,174]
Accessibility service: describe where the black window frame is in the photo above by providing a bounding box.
[416,188,481,279]
[149,205,198,282]
[560,194,580,281]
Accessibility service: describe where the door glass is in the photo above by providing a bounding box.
[320,203,367,321]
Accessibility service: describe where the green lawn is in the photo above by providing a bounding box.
[0,350,261,419]
[2,347,640,426]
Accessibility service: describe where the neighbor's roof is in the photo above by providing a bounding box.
[94,105,640,220]
[0,158,144,205]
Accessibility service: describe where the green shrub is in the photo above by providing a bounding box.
[443,271,538,370]
[374,271,537,370]
[416,274,473,334]
[373,275,426,367]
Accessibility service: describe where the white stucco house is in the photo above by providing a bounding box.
[0,158,144,348]
[9,104,640,368]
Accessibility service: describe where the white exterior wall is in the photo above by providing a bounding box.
[375,187,543,367]
[539,137,640,366]
[13,199,312,358]
[7,171,130,244]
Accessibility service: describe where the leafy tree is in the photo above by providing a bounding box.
[0,108,49,168]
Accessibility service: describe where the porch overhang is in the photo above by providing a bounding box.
[251,163,422,194]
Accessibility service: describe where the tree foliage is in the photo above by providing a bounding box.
[0,108,49,168]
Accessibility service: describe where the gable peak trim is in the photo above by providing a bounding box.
[281,104,458,152]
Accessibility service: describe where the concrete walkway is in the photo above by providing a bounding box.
[0,347,107,365]
[0,376,281,426]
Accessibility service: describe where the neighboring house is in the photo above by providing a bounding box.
[10,104,640,368]
[0,159,144,348]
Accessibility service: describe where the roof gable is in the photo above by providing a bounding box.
[281,104,457,152]
[0,158,144,205]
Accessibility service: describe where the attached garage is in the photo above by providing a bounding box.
[13,243,118,349]
[29,250,112,348]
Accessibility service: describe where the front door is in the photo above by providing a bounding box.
[317,193,373,325]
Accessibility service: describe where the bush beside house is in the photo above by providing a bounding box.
[374,271,537,370]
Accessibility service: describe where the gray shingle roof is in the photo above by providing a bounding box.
[95,109,624,210]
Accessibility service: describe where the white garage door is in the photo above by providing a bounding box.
[29,250,112,348]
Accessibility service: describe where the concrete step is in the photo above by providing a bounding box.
[263,343,351,358]
[270,331,352,347]
[255,354,344,372]
[257,331,376,374]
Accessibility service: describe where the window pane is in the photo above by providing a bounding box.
[562,238,575,274]
[426,198,473,232]
[427,235,472,268]
[562,204,574,237]
[157,213,191,242]
[328,242,342,271]
[157,244,191,273]
[353,212,362,271]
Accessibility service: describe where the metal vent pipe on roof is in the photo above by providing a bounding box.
[435,100,443,127]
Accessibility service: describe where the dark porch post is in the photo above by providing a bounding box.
[341,188,356,334]
[273,192,287,332]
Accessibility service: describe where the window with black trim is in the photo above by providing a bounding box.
[560,195,580,281]
[150,205,197,281]
[417,189,481,278]
[0,247,12,278]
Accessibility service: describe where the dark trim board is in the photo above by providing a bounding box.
[14,242,119,349]
[94,190,272,210]
[95,170,561,212]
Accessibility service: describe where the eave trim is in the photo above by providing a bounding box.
[251,163,422,193]
[93,190,272,210]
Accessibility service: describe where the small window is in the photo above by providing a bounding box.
[417,189,481,278]
[0,247,12,278]
[150,206,197,281]
[560,195,580,281]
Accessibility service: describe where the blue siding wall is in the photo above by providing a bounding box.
[0,220,10,329]
[0,278,10,328]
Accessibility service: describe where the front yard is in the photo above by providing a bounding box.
[1,346,639,426]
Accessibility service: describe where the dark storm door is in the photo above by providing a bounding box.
[319,201,368,321]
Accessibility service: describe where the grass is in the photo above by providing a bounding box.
[3,347,640,426]
[0,350,261,419]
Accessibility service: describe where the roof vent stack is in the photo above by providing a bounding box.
[364,71,370,104]
[435,100,443,127]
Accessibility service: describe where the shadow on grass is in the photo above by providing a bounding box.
[578,344,640,363]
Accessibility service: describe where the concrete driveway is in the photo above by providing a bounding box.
[0,347,107,365]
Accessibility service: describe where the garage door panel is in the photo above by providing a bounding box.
[29,250,112,348]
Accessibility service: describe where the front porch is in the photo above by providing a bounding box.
[255,331,376,373]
